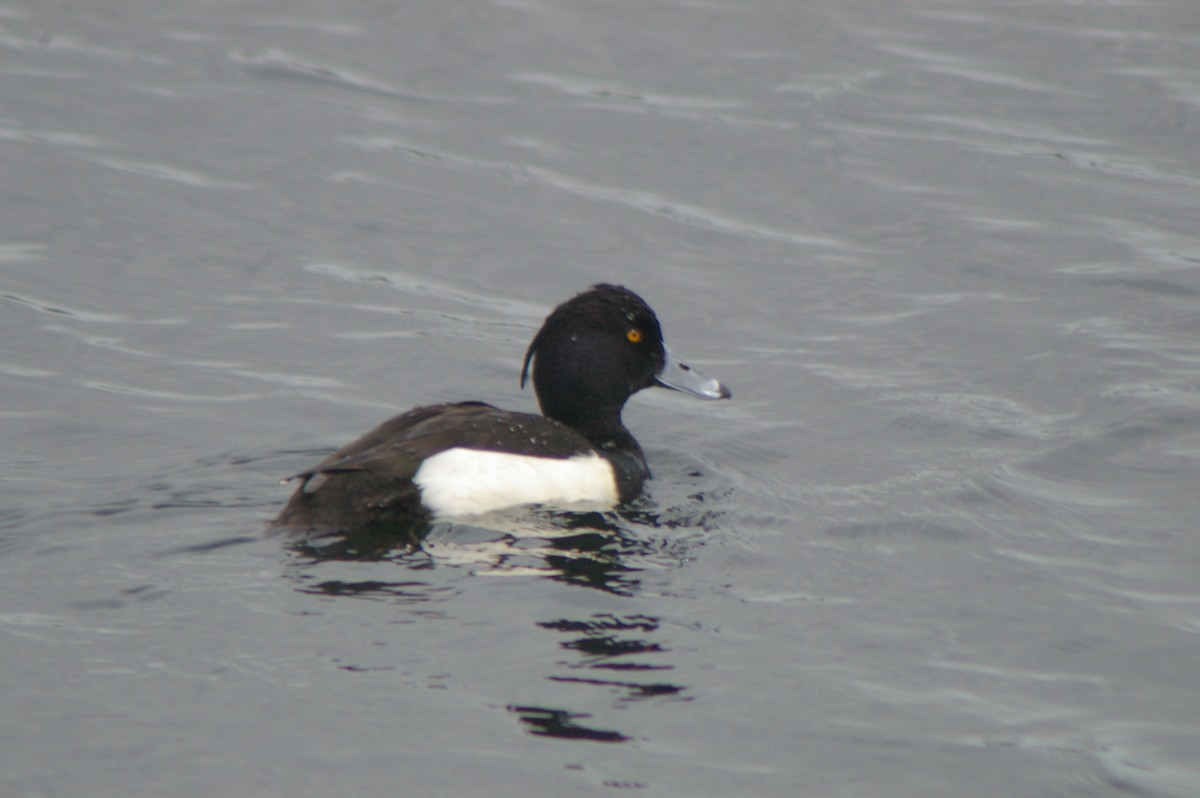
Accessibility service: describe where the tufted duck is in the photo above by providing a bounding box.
[271,284,729,534]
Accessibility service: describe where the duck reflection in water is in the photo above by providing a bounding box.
[274,285,726,747]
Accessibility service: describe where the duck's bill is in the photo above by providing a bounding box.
[656,347,731,400]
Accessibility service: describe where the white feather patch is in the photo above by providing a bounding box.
[413,448,619,519]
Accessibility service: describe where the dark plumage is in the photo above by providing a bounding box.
[271,284,729,535]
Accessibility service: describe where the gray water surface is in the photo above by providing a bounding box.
[3,1,1199,796]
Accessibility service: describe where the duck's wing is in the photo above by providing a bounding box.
[289,401,590,483]
[273,402,590,532]
[286,403,482,484]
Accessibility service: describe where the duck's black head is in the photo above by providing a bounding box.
[520,284,729,444]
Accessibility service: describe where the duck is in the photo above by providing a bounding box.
[271,284,730,535]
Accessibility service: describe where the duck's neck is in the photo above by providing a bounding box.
[546,403,631,448]
[540,398,650,501]
[531,356,644,451]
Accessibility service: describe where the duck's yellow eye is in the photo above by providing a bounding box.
[626,328,643,343]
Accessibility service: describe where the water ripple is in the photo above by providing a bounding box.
[92,157,254,189]
[3,292,126,322]
[340,135,848,249]
[229,47,424,101]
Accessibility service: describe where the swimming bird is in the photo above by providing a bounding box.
[272,284,729,535]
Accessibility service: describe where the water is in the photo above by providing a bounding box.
[3,0,1199,795]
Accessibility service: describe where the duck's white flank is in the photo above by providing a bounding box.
[413,448,619,518]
